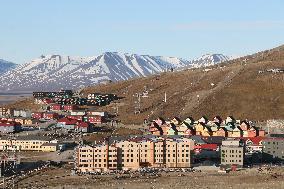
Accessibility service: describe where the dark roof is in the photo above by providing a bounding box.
[41,143,58,147]
[202,136,225,145]
[189,135,206,144]
[268,134,284,138]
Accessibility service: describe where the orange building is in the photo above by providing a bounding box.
[75,136,194,173]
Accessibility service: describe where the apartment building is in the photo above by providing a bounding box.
[164,138,193,168]
[221,139,245,168]
[76,144,118,173]
[262,138,284,162]
[0,136,59,152]
[75,136,194,173]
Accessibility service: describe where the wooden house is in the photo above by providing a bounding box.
[225,116,236,124]
[166,123,178,135]
[231,127,243,137]
[183,117,195,125]
[195,123,206,135]
[216,127,228,137]
[198,116,208,124]
[149,122,163,136]
[155,117,165,126]
[213,116,222,125]
[170,117,182,125]
[247,126,257,137]
[239,121,250,131]
[184,127,195,136]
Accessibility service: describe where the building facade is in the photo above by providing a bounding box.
[221,139,245,168]
[75,137,194,173]
[263,138,284,162]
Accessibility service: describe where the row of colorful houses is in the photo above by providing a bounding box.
[149,116,265,138]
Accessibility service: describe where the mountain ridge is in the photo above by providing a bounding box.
[0,59,17,74]
[0,52,231,92]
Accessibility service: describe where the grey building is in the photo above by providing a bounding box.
[221,139,245,168]
[13,109,32,118]
[262,138,284,162]
[0,122,21,133]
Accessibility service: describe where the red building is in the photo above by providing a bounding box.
[63,105,78,111]
[43,112,59,120]
[32,112,43,119]
[75,122,91,133]
[84,115,103,124]
[43,98,53,104]
[67,115,83,121]
[50,104,62,111]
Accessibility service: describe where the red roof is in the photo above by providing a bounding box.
[200,144,218,150]
[195,144,218,150]
[77,122,89,128]
[0,121,17,127]
[58,118,70,123]
[58,117,77,125]
[238,137,264,145]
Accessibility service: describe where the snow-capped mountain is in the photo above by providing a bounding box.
[0,53,231,92]
[0,59,17,74]
[0,53,190,91]
[189,54,231,67]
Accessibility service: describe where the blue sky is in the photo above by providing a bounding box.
[1,0,284,63]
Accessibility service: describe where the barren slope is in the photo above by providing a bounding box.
[6,45,284,124]
[82,45,284,124]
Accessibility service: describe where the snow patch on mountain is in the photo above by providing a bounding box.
[0,59,17,74]
[0,52,232,92]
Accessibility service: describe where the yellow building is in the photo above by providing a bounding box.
[0,136,59,152]
[41,143,58,152]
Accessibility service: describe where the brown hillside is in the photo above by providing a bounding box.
[82,45,284,124]
[5,45,284,124]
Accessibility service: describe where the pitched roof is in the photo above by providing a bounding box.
[202,136,225,145]
[58,117,77,125]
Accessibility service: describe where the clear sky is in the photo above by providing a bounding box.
[1,0,284,64]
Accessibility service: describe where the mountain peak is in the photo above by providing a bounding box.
[0,52,231,91]
[0,59,17,74]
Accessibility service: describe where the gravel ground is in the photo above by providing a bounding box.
[13,166,284,189]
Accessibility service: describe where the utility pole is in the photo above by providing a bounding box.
[164,92,167,103]
[134,93,142,114]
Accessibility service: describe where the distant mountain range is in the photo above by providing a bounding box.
[0,59,16,74]
[0,53,231,91]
